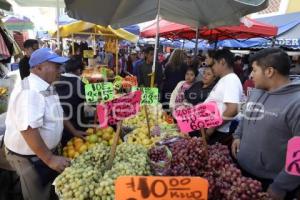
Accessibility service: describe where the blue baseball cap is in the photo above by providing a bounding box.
[29,48,69,68]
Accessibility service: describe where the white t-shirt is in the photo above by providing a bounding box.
[4,73,64,155]
[205,73,243,133]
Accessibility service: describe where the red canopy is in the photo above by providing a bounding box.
[141,18,278,41]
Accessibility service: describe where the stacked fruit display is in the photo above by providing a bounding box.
[149,137,271,200]
[125,126,161,148]
[55,142,151,200]
[63,127,122,159]
[0,87,8,97]
[125,125,181,149]
[122,75,137,89]
[122,105,166,128]
[82,66,115,83]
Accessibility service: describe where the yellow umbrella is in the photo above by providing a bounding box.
[51,21,138,43]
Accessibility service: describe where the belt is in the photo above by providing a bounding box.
[5,147,58,159]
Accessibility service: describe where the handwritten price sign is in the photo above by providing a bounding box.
[85,82,114,103]
[285,137,300,176]
[173,102,223,133]
[132,87,159,105]
[97,91,142,127]
[115,176,208,200]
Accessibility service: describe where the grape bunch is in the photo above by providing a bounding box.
[55,142,150,200]
[149,137,271,200]
[149,137,207,176]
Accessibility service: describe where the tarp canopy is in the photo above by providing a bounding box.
[257,11,300,39]
[51,21,139,43]
[3,16,34,31]
[65,0,269,29]
[141,17,278,41]
[216,12,300,49]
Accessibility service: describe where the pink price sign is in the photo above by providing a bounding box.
[97,91,142,128]
[285,136,300,176]
[173,102,223,133]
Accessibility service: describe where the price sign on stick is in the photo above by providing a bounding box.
[132,87,159,105]
[97,91,142,128]
[115,176,208,200]
[83,50,94,58]
[173,102,223,133]
[85,82,114,103]
[285,136,300,176]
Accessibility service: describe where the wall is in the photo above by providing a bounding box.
[286,0,300,13]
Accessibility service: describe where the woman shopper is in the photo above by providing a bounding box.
[55,57,88,146]
[169,67,198,110]
[185,66,217,105]
[161,49,188,111]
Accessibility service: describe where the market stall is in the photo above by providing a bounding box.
[51,20,138,81]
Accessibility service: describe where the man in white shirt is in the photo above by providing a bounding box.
[4,48,84,200]
[205,49,243,144]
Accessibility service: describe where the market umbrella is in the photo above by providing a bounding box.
[0,0,11,11]
[65,0,269,86]
[3,16,34,31]
[51,21,139,43]
[141,18,278,41]
[64,0,269,29]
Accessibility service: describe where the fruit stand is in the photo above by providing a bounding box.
[51,21,138,76]
[54,78,273,200]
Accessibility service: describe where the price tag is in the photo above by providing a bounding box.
[285,136,300,176]
[173,102,223,133]
[85,82,114,103]
[115,176,208,200]
[97,91,142,127]
[132,87,159,105]
[83,50,94,58]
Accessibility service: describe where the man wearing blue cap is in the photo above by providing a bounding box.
[4,48,83,200]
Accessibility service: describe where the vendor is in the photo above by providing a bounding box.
[55,57,87,146]
[232,48,300,200]
[4,48,85,200]
[204,49,243,145]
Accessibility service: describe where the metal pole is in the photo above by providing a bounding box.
[151,0,160,87]
[194,25,199,57]
[56,0,60,50]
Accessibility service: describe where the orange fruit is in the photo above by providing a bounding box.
[67,140,73,147]
[79,144,88,153]
[74,152,80,158]
[68,149,76,158]
[86,128,94,135]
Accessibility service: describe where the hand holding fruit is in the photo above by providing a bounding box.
[72,130,87,140]
[47,155,70,173]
